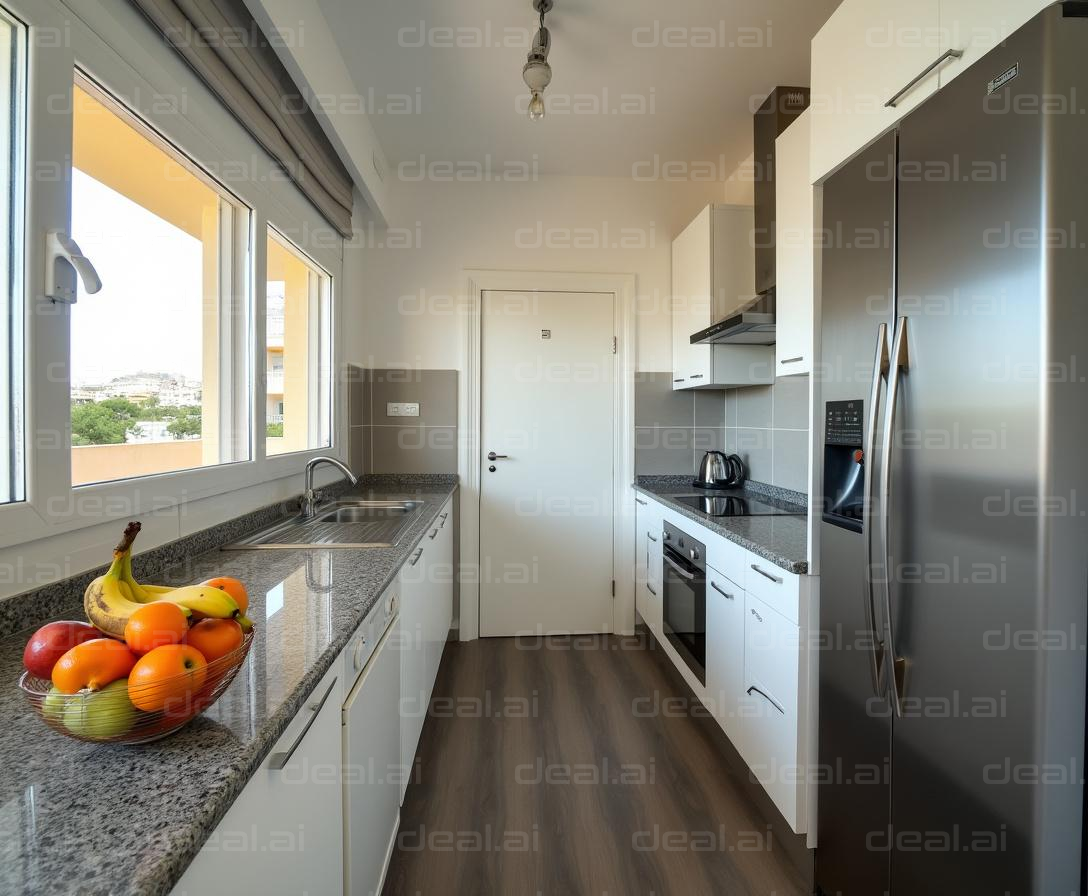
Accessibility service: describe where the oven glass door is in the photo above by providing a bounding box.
[662,548,706,684]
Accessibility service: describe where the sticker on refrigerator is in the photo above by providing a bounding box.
[987,63,1019,95]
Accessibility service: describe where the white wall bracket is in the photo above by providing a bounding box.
[45,230,102,304]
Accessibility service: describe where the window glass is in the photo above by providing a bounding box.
[265,231,331,456]
[0,10,23,505]
[69,79,250,486]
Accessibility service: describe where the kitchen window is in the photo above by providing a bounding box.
[0,9,23,506]
[69,78,251,487]
[265,231,332,457]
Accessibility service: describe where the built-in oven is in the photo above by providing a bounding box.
[661,521,707,685]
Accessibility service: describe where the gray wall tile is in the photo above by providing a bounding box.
[693,391,727,429]
[349,424,367,475]
[372,369,458,428]
[772,374,810,431]
[772,429,810,494]
[736,384,773,428]
[635,372,693,428]
[371,426,458,474]
[735,427,773,483]
[634,426,695,475]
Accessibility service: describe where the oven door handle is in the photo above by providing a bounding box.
[663,553,697,581]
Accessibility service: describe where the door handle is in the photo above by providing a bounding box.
[689,374,705,380]
[710,580,734,600]
[646,532,658,543]
[749,564,783,584]
[635,497,647,506]
[487,452,509,461]
[885,49,963,108]
[780,356,804,366]
[663,554,697,581]
[879,317,910,717]
[428,528,439,540]
[747,685,785,715]
[647,583,657,596]
[409,548,423,567]
[863,323,890,698]
[268,677,338,770]
[673,378,686,384]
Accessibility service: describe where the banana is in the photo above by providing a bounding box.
[152,585,254,632]
[84,556,149,639]
[121,553,173,603]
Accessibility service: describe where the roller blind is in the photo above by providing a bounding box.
[130,0,354,237]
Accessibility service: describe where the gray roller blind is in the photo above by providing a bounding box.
[131,0,354,237]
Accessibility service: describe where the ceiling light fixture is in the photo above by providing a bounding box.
[522,0,553,121]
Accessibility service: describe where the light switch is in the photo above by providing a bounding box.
[387,402,420,418]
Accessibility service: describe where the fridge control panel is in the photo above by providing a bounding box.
[825,400,863,447]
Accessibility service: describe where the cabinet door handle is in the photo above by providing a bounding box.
[886,48,963,108]
[428,528,439,540]
[710,580,734,600]
[268,677,338,770]
[353,637,368,671]
[635,497,647,506]
[689,374,705,379]
[779,356,804,365]
[647,532,658,543]
[647,583,657,596]
[747,685,785,715]
[439,512,449,528]
[750,564,783,584]
[409,548,424,567]
[673,378,686,384]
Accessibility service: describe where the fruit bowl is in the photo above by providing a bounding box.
[19,630,254,745]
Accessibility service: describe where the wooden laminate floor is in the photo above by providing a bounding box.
[382,633,810,896]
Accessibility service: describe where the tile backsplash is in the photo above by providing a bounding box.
[634,372,811,494]
[348,366,459,475]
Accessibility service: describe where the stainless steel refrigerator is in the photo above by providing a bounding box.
[816,4,1088,894]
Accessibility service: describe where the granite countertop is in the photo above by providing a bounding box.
[0,476,457,896]
[633,479,809,575]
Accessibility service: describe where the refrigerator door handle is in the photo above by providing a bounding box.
[862,322,890,698]
[879,316,910,717]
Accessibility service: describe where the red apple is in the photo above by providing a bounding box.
[23,621,102,679]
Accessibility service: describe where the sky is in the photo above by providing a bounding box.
[70,170,204,385]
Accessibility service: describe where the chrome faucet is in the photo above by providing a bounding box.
[301,456,358,519]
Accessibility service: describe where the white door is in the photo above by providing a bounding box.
[479,290,615,636]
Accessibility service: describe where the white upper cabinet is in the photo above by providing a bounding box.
[810,0,1051,184]
[671,204,772,391]
[810,0,941,183]
[774,108,814,377]
[938,0,1049,85]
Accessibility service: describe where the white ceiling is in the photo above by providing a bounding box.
[314,0,841,178]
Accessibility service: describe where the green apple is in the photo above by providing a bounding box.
[64,680,136,738]
[42,687,70,725]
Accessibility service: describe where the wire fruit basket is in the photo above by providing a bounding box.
[19,630,254,745]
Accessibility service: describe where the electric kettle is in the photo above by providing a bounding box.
[693,451,745,490]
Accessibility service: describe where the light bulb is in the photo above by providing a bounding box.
[528,91,545,121]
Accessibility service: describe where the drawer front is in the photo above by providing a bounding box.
[706,535,747,589]
[745,557,800,624]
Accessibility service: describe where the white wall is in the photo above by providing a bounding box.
[343,170,754,373]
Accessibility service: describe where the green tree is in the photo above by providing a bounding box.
[167,408,202,439]
[266,422,284,438]
[71,400,140,446]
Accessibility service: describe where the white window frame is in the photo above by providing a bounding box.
[0,0,347,549]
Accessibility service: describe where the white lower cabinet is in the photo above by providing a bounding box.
[634,497,663,634]
[172,663,345,896]
[740,593,804,833]
[399,496,455,803]
[343,618,402,896]
[704,567,745,755]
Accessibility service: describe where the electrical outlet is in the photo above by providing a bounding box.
[387,402,420,418]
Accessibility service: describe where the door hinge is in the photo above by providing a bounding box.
[612,337,618,354]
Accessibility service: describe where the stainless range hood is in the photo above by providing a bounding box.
[692,86,809,346]
[691,299,776,345]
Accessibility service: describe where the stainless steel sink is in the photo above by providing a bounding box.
[222,500,423,550]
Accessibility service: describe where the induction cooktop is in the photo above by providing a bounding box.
[673,494,804,518]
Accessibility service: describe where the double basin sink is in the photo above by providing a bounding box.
[223,499,423,550]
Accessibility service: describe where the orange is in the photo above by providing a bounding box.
[124,602,190,656]
[52,639,138,694]
[185,618,243,663]
[128,644,208,713]
[202,577,248,615]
